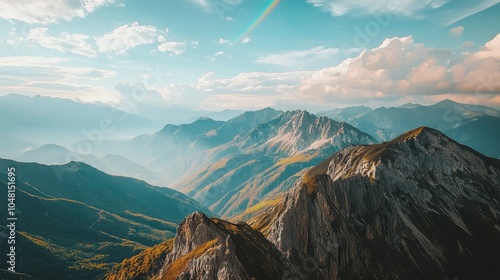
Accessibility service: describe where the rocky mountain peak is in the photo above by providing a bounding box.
[269,128,500,280]
[157,212,298,280]
[107,127,500,280]
[227,107,282,125]
[300,126,499,190]
[248,110,376,155]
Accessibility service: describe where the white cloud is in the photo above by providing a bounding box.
[96,22,159,55]
[0,56,116,102]
[196,72,216,89]
[297,34,500,103]
[442,0,499,26]
[188,0,211,10]
[217,38,230,45]
[307,0,450,16]
[210,50,225,60]
[0,56,67,67]
[188,0,245,12]
[474,33,500,59]
[26,27,97,58]
[158,35,167,43]
[241,37,251,44]
[163,33,500,109]
[114,82,170,107]
[0,56,116,80]
[307,0,499,26]
[193,71,311,94]
[225,16,234,21]
[257,46,339,67]
[449,26,464,38]
[167,70,310,109]
[158,41,186,55]
[0,0,113,24]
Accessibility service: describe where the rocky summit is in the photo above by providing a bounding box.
[268,126,500,279]
[114,127,500,280]
[155,212,297,280]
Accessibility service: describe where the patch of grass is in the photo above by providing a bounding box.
[162,239,219,280]
[106,239,174,280]
[276,153,313,166]
[241,198,282,216]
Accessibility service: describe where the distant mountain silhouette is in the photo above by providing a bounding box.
[0,159,212,280]
[317,99,500,157]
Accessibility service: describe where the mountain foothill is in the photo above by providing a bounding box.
[1,94,499,279]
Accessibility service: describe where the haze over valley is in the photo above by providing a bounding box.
[0,0,499,279]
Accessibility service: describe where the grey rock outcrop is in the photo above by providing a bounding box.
[268,127,500,279]
[158,212,297,280]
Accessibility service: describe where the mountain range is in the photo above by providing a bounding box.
[0,159,211,280]
[176,110,376,217]
[317,99,500,157]
[2,98,500,279]
[111,127,500,279]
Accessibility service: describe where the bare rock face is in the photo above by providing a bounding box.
[158,212,297,280]
[268,127,500,280]
[119,127,500,280]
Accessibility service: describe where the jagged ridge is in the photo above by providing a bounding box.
[155,212,297,280]
[269,126,500,279]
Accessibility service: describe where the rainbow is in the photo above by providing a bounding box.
[232,0,281,44]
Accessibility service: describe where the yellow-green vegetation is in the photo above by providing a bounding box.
[229,198,284,237]
[123,210,177,229]
[106,239,174,280]
[0,158,208,280]
[302,170,319,193]
[302,154,335,193]
[276,153,314,166]
[243,198,282,214]
[162,239,219,280]
[69,254,108,272]
[247,201,286,237]
[20,232,53,250]
[177,157,230,192]
[231,198,283,221]
[212,218,244,235]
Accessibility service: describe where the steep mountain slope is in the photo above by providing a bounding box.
[74,108,282,184]
[106,127,500,280]
[268,127,500,279]
[105,239,174,280]
[317,100,500,157]
[16,145,165,187]
[0,159,212,280]
[142,212,298,280]
[446,116,500,159]
[177,110,376,217]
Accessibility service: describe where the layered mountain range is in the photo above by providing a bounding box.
[0,159,211,280]
[118,127,500,279]
[317,99,500,157]
[176,110,376,217]
[67,108,374,217]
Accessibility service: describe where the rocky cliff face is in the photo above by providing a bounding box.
[156,212,297,280]
[117,127,500,280]
[268,127,500,279]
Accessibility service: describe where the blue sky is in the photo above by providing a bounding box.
[0,0,499,111]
